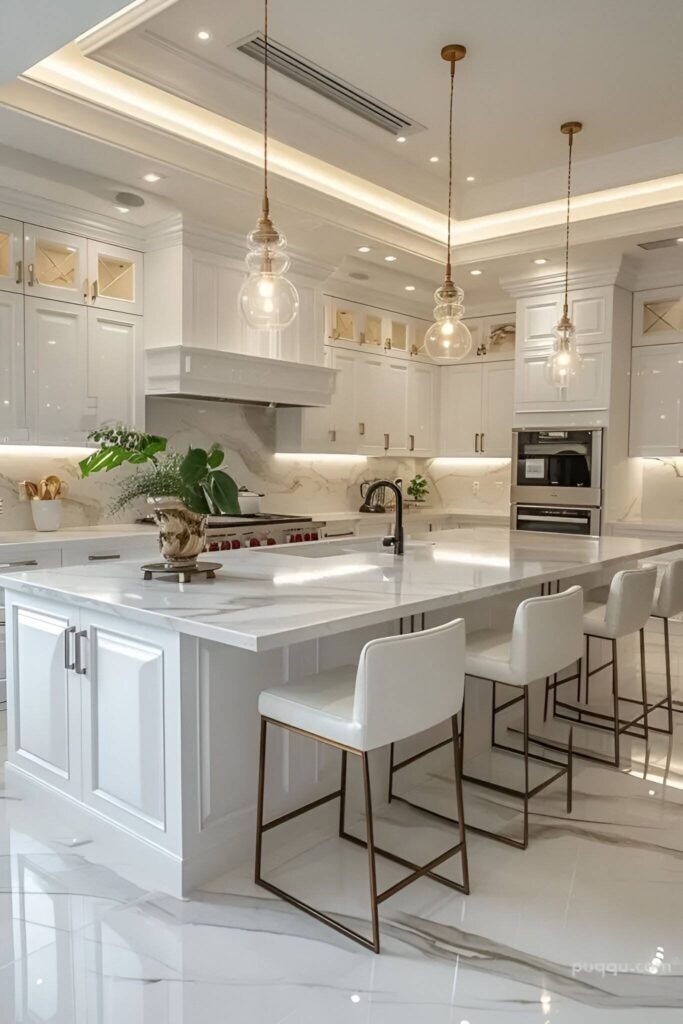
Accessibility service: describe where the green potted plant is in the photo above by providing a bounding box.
[80,426,240,567]
[407,473,429,504]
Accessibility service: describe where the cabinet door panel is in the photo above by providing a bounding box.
[24,225,87,304]
[87,308,144,428]
[633,287,683,348]
[81,615,180,846]
[439,363,482,456]
[407,362,437,456]
[629,344,683,457]
[519,297,563,351]
[88,240,143,316]
[25,298,90,443]
[457,317,488,363]
[385,359,409,454]
[328,347,358,451]
[481,362,514,457]
[7,598,80,796]
[357,353,386,454]
[0,290,27,442]
[515,344,609,413]
[0,216,23,293]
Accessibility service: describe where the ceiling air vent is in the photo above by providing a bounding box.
[237,33,424,136]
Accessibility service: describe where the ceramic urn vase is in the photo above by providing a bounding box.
[150,499,207,568]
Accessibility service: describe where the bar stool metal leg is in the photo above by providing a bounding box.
[361,753,380,953]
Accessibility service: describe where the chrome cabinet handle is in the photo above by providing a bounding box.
[64,625,76,670]
[74,630,88,675]
[0,559,38,568]
[358,422,365,436]
[328,429,336,443]
[88,553,121,561]
[474,433,479,453]
[15,260,22,285]
[384,433,390,451]
[409,433,415,451]
[27,263,35,287]
[481,432,485,453]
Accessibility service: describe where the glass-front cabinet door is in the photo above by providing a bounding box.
[24,224,88,303]
[0,290,28,442]
[87,240,143,315]
[0,216,24,293]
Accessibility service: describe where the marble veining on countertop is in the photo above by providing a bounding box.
[0,524,157,548]
[2,527,680,652]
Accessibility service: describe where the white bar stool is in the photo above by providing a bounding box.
[550,566,658,765]
[255,618,469,954]
[459,585,583,849]
[644,557,683,732]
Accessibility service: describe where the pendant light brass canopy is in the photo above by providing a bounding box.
[424,44,473,364]
[545,121,584,391]
[239,0,299,331]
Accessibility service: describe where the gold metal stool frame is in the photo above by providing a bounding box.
[255,714,469,954]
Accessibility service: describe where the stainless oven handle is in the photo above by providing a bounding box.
[0,559,38,568]
[518,514,589,523]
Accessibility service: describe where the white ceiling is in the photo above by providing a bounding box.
[94,0,683,216]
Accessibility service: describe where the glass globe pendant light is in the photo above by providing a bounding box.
[424,44,473,364]
[239,0,299,331]
[545,121,583,392]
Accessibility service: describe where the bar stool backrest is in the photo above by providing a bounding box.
[353,618,466,751]
[510,585,583,683]
[653,558,683,619]
[604,566,657,636]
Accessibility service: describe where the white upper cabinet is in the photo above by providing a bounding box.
[384,357,409,454]
[407,361,438,456]
[356,351,387,454]
[440,360,514,457]
[633,286,683,348]
[87,308,144,429]
[0,291,27,442]
[458,314,516,363]
[629,343,683,457]
[515,344,610,413]
[25,297,91,444]
[88,240,143,315]
[0,216,24,294]
[276,345,355,453]
[24,225,88,304]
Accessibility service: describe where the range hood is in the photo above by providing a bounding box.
[145,346,336,407]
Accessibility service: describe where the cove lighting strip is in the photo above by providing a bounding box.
[22,46,683,246]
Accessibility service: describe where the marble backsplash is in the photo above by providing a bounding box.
[0,398,512,530]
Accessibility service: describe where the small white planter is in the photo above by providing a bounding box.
[31,500,62,532]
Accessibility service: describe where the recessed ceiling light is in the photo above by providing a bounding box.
[678,238,683,243]
[429,156,439,163]
[470,269,483,276]
[197,29,211,41]
[143,172,162,183]
[466,176,475,182]
[404,285,416,291]
[384,255,397,262]
[533,257,549,265]
[115,206,130,214]
[396,136,407,143]
[357,245,371,253]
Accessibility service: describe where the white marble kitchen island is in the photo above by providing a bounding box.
[1,527,680,897]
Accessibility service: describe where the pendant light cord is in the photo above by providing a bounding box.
[263,0,269,216]
[563,131,574,315]
[445,60,455,282]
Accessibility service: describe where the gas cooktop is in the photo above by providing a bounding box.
[206,513,315,528]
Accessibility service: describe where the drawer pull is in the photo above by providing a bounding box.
[480,432,485,453]
[88,553,121,561]
[64,625,76,670]
[74,629,88,675]
[358,422,365,436]
[0,559,38,568]
[409,433,415,452]
[474,433,479,453]
[384,433,390,451]
[329,429,336,443]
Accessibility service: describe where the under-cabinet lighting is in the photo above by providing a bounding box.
[274,564,375,586]
[274,453,367,463]
[0,445,94,456]
[430,457,511,467]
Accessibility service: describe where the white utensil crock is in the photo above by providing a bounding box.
[31,499,62,532]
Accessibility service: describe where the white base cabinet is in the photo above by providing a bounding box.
[440,361,514,457]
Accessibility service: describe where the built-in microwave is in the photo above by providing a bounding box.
[511,427,603,508]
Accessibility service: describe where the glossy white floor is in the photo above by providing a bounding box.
[1,626,683,1022]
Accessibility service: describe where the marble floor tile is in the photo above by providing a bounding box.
[2,635,683,1021]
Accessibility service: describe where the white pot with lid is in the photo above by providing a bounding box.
[238,489,264,514]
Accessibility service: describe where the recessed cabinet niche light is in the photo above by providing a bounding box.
[470,269,483,275]
[405,285,416,291]
[533,257,549,264]
[429,156,439,163]
[197,30,211,41]
[396,135,407,143]
[357,245,371,253]
[466,175,475,182]
[384,255,397,262]
[143,172,162,183]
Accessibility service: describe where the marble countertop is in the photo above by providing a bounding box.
[0,524,157,548]
[312,508,509,523]
[2,527,680,652]
[608,519,683,535]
